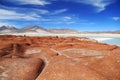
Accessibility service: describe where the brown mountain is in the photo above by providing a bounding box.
[19,26,49,33]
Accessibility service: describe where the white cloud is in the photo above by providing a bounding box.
[0,9,41,20]
[63,0,116,12]
[8,0,50,6]
[51,9,67,15]
[37,15,75,24]
[39,9,49,14]
[0,3,50,15]
[0,9,18,15]
[63,16,72,20]
[112,17,120,21]
[62,16,75,24]
[63,16,74,24]
[25,9,49,15]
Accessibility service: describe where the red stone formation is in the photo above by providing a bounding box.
[0,35,120,80]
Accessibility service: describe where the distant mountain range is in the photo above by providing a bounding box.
[0,25,80,34]
[0,26,18,33]
[0,25,120,34]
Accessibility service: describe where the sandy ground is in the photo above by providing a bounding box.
[0,33,120,38]
[11,33,120,37]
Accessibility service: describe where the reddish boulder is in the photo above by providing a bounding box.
[36,56,107,80]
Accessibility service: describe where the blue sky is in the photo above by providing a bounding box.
[0,0,120,31]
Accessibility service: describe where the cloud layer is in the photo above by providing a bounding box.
[0,9,41,20]
[63,0,116,12]
[6,0,51,6]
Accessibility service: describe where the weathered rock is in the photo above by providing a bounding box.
[0,58,43,80]
[0,35,120,80]
[36,56,107,80]
[0,43,13,57]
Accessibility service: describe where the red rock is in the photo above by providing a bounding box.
[85,55,120,80]
[0,43,13,57]
[36,56,107,80]
[0,58,43,80]
[0,35,120,80]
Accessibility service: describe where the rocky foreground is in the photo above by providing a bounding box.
[0,35,120,80]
